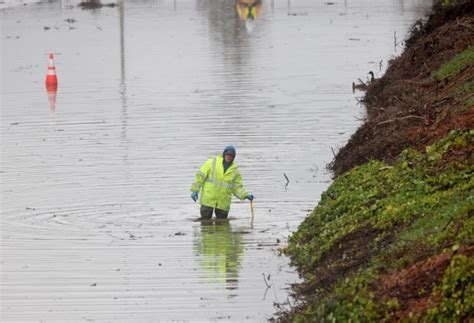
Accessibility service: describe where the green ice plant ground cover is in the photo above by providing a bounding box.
[283,130,473,322]
[433,46,474,81]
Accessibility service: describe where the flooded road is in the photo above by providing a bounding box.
[1,0,432,320]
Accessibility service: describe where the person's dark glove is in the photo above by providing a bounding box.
[246,194,254,201]
[191,192,198,202]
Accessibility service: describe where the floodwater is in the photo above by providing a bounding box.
[1,0,431,321]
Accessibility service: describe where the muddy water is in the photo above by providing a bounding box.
[1,0,431,320]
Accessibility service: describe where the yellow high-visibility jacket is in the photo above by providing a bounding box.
[191,155,248,211]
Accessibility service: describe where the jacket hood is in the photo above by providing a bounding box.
[222,145,236,159]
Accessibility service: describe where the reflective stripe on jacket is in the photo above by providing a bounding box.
[191,155,248,211]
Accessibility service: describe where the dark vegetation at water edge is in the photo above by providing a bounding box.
[277,1,473,321]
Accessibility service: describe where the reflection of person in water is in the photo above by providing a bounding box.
[236,0,262,32]
[194,220,244,289]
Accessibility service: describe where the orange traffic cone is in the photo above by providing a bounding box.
[45,53,58,115]
[45,53,58,90]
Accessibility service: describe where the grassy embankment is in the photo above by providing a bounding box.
[279,1,473,321]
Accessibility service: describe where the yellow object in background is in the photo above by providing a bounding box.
[236,0,262,21]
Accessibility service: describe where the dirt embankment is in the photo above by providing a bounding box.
[331,0,474,176]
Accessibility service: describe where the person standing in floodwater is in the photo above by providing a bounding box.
[191,145,254,219]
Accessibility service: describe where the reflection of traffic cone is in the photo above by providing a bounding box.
[47,88,57,113]
[45,53,58,90]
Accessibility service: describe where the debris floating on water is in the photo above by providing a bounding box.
[283,173,290,186]
[78,0,117,9]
